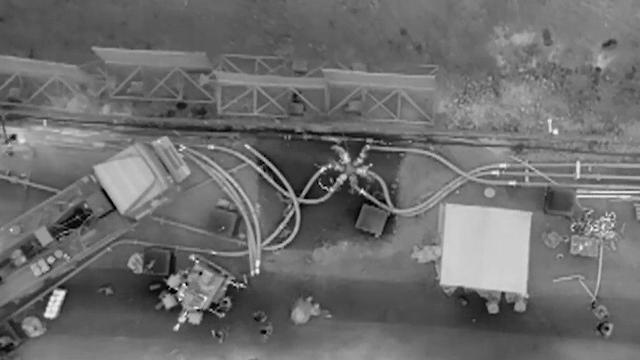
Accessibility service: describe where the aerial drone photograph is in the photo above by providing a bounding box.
[1,0,640,359]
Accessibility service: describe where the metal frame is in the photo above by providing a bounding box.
[0,74,80,107]
[91,47,215,103]
[106,66,215,103]
[419,64,439,76]
[0,50,440,122]
[0,56,90,109]
[78,60,110,97]
[300,60,352,78]
[217,54,287,75]
[322,68,437,123]
[214,71,326,117]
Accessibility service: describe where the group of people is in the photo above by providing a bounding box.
[210,310,273,344]
[592,301,614,338]
[210,296,331,344]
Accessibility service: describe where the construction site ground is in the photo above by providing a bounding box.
[1,126,640,359]
[3,1,640,358]
[4,0,640,140]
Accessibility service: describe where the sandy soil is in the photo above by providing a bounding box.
[3,0,640,138]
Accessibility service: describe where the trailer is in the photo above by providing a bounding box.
[0,136,190,312]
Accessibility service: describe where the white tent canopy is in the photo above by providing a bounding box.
[439,204,532,295]
[0,55,91,83]
[91,47,213,70]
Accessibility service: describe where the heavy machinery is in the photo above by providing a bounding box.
[160,254,246,332]
[0,136,190,311]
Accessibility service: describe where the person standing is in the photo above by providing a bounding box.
[259,322,273,342]
[596,321,614,339]
[591,300,613,338]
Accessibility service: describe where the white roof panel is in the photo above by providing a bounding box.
[92,47,213,70]
[0,55,91,83]
[439,204,532,295]
[213,71,326,89]
[322,68,436,91]
[93,156,155,216]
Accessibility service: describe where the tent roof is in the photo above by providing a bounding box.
[213,71,326,89]
[0,55,91,83]
[439,204,532,295]
[91,47,213,70]
[93,156,156,216]
[321,68,436,91]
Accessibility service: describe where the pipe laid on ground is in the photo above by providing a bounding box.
[594,241,605,299]
[185,150,260,274]
[189,149,262,274]
[191,143,334,205]
[180,145,336,269]
[509,155,558,185]
[0,173,60,193]
[576,195,634,199]
[498,170,640,183]
[369,145,640,191]
[577,189,640,194]
[244,143,300,252]
[194,143,333,250]
[360,168,496,216]
[508,162,640,169]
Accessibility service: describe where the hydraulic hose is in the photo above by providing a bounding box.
[193,143,313,252]
[189,149,262,274]
[185,153,257,265]
[194,143,342,249]
[192,144,336,205]
[128,143,640,279]
[180,145,338,272]
[593,240,605,299]
[243,144,300,250]
[184,150,261,275]
[360,169,497,216]
[260,167,334,251]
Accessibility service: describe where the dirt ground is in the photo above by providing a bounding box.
[16,268,640,360]
[3,0,640,138]
[2,126,640,360]
[3,1,640,354]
